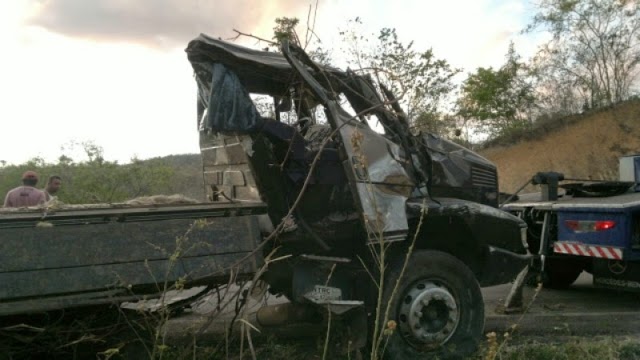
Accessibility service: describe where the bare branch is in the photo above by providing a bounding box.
[228,29,277,47]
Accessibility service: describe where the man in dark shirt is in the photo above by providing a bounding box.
[3,171,46,207]
[43,175,62,201]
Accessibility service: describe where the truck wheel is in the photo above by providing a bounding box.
[543,259,583,289]
[381,250,484,360]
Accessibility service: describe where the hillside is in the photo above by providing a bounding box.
[152,153,205,201]
[480,99,640,193]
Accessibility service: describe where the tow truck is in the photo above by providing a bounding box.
[502,156,640,291]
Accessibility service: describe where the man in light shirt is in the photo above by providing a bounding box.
[3,171,47,208]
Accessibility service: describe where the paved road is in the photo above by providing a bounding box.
[484,273,640,336]
[164,272,640,343]
[483,273,640,336]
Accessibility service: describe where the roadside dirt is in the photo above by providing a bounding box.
[480,100,640,193]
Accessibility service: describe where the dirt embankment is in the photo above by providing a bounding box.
[480,100,640,193]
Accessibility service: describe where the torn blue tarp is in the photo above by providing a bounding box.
[202,63,264,134]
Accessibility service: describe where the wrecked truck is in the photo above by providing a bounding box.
[185,35,530,358]
[0,35,529,359]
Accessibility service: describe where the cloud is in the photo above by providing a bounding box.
[24,0,310,49]
[313,0,534,73]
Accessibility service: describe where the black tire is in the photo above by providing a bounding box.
[542,258,584,289]
[381,250,484,360]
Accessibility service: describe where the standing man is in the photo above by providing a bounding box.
[3,171,47,208]
[43,175,62,201]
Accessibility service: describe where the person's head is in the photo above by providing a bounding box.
[45,175,62,195]
[21,171,39,187]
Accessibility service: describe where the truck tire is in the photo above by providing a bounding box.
[381,250,484,360]
[542,259,584,289]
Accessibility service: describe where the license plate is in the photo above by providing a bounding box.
[305,285,342,302]
[594,276,640,291]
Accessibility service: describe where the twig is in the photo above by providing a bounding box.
[228,29,277,46]
[321,262,337,359]
[372,199,428,359]
[1,324,45,332]
[492,283,544,358]
[244,323,257,360]
[304,0,320,50]
[356,255,380,289]
[321,305,332,360]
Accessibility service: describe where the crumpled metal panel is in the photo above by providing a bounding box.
[423,133,496,188]
[406,197,527,254]
[272,41,415,242]
[336,111,413,241]
[315,98,414,242]
[422,133,499,207]
[186,34,342,95]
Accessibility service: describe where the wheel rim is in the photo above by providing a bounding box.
[397,280,459,349]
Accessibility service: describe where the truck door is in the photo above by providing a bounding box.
[281,41,414,243]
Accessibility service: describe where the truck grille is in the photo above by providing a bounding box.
[471,166,497,188]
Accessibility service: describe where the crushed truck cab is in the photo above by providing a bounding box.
[186,35,530,358]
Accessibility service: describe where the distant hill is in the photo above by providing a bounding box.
[479,99,640,193]
[145,153,205,201]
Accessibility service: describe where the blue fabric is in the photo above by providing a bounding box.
[205,63,263,133]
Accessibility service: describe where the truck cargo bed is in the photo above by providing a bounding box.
[0,201,266,316]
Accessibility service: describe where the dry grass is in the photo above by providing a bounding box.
[151,334,640,360]
[480,100,640,193]
[489,336,640,360]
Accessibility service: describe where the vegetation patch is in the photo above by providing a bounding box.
[486,337,640,360]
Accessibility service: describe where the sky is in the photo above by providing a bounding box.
[0,0,545,165]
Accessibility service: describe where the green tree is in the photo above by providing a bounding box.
[527,0,640,110]
[0,142,176,205]
[272,17,302,47]
[340,19,461,132]
[271,17,331,65]
[457,43,536,138]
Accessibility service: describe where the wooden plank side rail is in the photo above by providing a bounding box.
[0,203,267,316]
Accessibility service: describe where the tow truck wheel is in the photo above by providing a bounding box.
[381,250,484,359]
[543,258,584,289]
[525,258,584,289]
